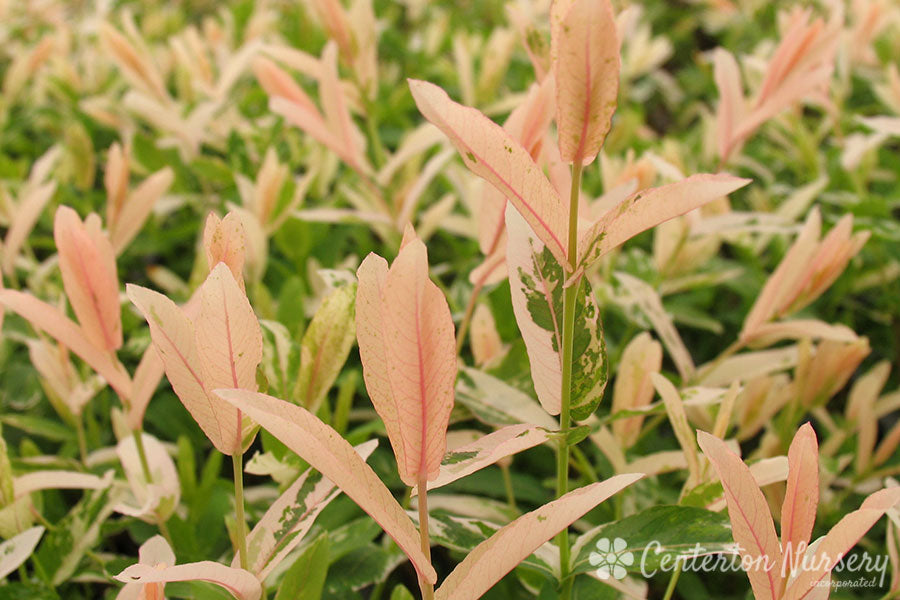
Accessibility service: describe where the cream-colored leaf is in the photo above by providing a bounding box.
[0,526,44,580]
[420,425,550,493]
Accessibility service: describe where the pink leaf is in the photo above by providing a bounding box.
[579,174,750,267]
[408,78,570,267]
[115,561,261,600]
[697,430,783,600]
[214,389,437,584]
[126,284,241,455]
[356,229,457,486]
[433,474,643,600]
[418,425,549,493]
[0,289,132,399]
[127,345,165,430]
[110,167,173,255]
[203,212,246,288]
[553,0,619,165]
[2,181,56,276]
[54,206,122,352]
[318,41,367,174]
[195,263,263,393]
[783,487,900,600]
[713,49,746,163]
[781,423,819,571]
[253,56,318,113]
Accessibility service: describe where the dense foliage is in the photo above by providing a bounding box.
[1,0,900,599]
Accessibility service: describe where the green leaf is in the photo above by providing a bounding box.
[276,534,330,600]
[455,367,557,430]
[324,545,406,595]
[0,583,58,600]
[571,505,734,577]
[296,283,357,411]
[327,517,383,562]
[0,415,75,443]
[389,585,416,600]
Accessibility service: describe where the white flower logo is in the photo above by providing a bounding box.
[588,537,634,580]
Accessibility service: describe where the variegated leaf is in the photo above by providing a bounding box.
[506,205,607,418]
[297,283,357,411]
[239,440,377,579]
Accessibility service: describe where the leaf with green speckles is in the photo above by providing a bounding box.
[506,205,608,420]
[238,440,377,580]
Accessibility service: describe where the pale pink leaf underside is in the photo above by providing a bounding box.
[2,181,56,275]
[783,487,900,600]
[781,422,819,569]
[0,289,131,399]
[434,474,643,600]
[554,0,619,165]
[111,167,173,255]
[54,206,122,352]
[697,430,783,600]
[195,263,262,393]
[203,212,246,287]
[578,174,751,267]
[422,424,549,493]
[408,78,569,267]
[214,389,437,584]
[126,284,240,455]
[356,236,457,486]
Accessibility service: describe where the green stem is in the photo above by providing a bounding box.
[75,416,88,465]
[500,463,517,512]
[455,273,488,354]
[158,518,175,548]
[662,563,683,600]
[556,161,583,600]
[364,102,387,168]
[232,452,248,570]
[132,428,153,483]
[416,477,434,600]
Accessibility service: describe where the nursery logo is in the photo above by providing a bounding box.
[589,537,634,580]
[593,537,891,590]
